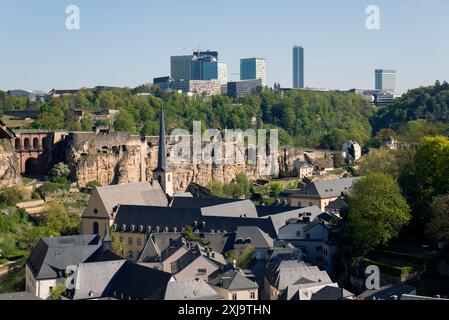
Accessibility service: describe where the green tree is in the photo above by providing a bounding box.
[80,117,94,131]
[40,203,79,236]
[114,110,138,134]
[425,195,449,243]
[357,148,399,177]
[347,173,411,255]
[234,173,251,198]
[225,246,255,268]
[413,136,449,214]
[47,285,67,300]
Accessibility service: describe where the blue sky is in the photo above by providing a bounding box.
[0,0,448,93]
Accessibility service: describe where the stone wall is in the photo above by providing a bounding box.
[65,132,336,192]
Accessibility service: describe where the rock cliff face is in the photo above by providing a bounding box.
[65,132,335,192]
[0,140,21,187]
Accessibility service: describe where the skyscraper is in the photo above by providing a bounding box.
[375,69,396,93]
[191,52,228,85]
[171,55,193,81]
[240,58,267,86]
[293,46,304,89]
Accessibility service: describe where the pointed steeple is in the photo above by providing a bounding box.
[153,106,174,197]
[154,106,171,173]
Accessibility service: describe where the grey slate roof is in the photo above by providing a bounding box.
[265,206,323,236]
[165,279,222,300]
[311,285,354,300]
[325,196,347,211]
[65,260,173,300]
[235,226,273,248]
[96,182,168,217]
[209,264,259,291]
[0,292,41,300]
[292,177,359,199]
[296,160,313,169]
[71,260,127,300]
[27,235,121,280]
[114,205,277,239]
[357,284,417,300]
[281,282,335,300]
[170,244,224,274]
[265,259,332,291]
[112,262,173,300]
[171,197,259,218]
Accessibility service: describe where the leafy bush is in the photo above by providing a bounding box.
[0,186,30,207]
[50,162,70,179]
[39,182,70,195]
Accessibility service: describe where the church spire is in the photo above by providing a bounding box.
[153,106,174,197]
[154,106,171,173]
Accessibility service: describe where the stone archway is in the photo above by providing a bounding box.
[25,157,40,175]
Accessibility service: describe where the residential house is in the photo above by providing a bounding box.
[208,264,259,300]
[289,177,358,211]
[312,158,334,174]
[25,234,121,299]
[386,136,398,150]
[264,259,334,300]
[295,160,314,179]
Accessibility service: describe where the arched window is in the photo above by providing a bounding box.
[93,222,99,235]
[15,138,21,150]
[33,138,39,150]
[24,138,31,150]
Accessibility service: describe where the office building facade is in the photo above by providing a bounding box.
[293,46,304,89]
[240,58,267,86]
[375,69,396,93]
[227,79,263,99]
[171,55,194,81]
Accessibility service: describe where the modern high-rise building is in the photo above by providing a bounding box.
[171,55,193,81]
[191,52,227,85]
[240,58,267,86]
[293,46,304,89]
[375,69,396,93]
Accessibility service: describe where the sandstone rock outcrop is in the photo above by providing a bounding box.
[65,131,336,192]
[0,140,22,187]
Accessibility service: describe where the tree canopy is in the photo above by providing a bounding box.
[347,173,411,255]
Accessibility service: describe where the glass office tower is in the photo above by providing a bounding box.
[375,69,396,93]
[240,58,267,86]
[293,46,304,89]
